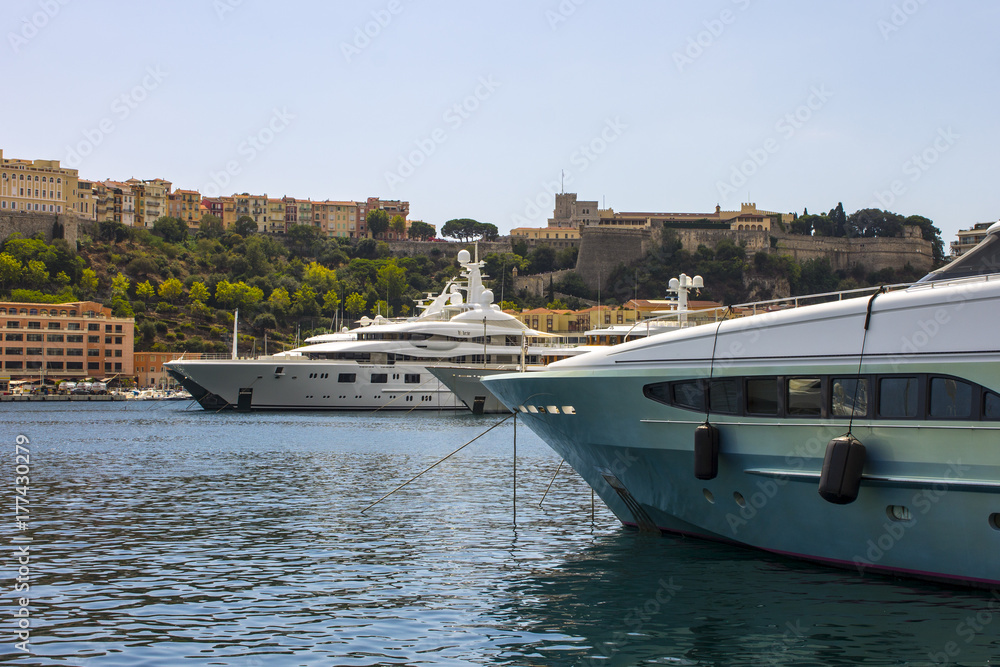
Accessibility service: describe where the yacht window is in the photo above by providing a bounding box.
[371,373,388,384]
[338,373,356,383]
[746,378,778,416]
[672,380,705,411]
[642,382,673,407]
[787,378,822,416]
[831,378,868,417]
[404,374,420,384]
[984,391,1000,420]
[879,377,919,418]
[929,377,972,419]
[708,378,740,414]
[274,366,285,375]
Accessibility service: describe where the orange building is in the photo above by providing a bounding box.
[0,301,134,383]
[134,351,202,388]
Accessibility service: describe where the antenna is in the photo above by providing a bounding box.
[561,169,564,194]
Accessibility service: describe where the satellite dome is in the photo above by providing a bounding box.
[481,289,494,305]
[457,249,471,263]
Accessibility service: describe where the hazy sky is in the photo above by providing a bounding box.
[5,0,998,245]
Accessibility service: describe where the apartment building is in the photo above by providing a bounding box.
[0,148,79,216]
[0,301,134,382]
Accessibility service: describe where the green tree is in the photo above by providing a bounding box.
[136,280,156,301]
[189,281,210,304]
[109,272,130,300]
[303,261,338,293]
[291,285,319,317]
[79,268,98,298]
[376,261,407,305]
[97,220,130,244]
[152,216,189,243]
[158,277,185,303]
[215,280,264,311]
[199,215,225,239]
[373,299,391,317]
[408,221,436,241]
[268,287,291,316]
[367,209,390,239]
[441,218,476,241]
[0,253,23,289]
[390,214,407,239]
[345,292,366,321]
[253,312,278,335]
[322,289,341,315]
[23,260,48,288]
[233,215,257,237]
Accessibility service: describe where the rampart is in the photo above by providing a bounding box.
[0,212,79,246]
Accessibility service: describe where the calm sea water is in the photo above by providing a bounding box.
[1,402,999,666]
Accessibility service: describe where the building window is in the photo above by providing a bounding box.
[47,322,61,329]
[88,349,100,357]
[88,323,100,331]
[88,335,99,343]
[47,334,64,342]
[5,333,22,341]
[27,322,40,329]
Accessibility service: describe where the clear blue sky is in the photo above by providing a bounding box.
[5,0,998,246]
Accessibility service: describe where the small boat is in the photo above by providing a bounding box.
[484,221,1000,588]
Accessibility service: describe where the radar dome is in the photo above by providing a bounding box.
[457,249,471,263]
[481,289,494,305]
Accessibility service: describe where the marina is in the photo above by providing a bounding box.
[4,402,1000,666]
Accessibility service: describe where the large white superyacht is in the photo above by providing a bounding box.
[484,222,1000,587]
[166,249,569,411]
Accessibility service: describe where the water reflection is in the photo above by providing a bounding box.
[1,404,997,666]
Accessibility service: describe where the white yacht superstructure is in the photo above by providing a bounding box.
[166,249,574,411]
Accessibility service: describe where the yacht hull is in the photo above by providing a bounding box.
[484,277,1000,587]
[166,359,465,411]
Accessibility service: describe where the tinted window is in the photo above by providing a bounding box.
[787,378,821,416]
[879,377,919,418]
[985,392,1000,420]
[338,373,356,383]
[371,373,388,384]
[404,374,421,384]
[831,378,868,417]
[643,382,669,405]
[746,378,778,415]
[672,380,705,411]
[708,379,739,414]
[929,377,972,419]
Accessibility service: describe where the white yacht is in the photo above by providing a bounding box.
[166,249,573,411]
[484,222,1000,588]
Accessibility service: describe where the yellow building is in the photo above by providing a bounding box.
[75,180,98,221]
[169,189,201,227]
[0,148,80,216]
[266,198,285,233]
[102,181,136,227]
[510,225,580,248]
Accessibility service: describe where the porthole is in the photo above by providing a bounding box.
[526,405,538,413]
[703,488,715,504]
[561,406,576,414]
[518,405,528,413]
[886,505,913,522]
[546,405,560,414]
[989,514,1000,531]
[733,492,746,508]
